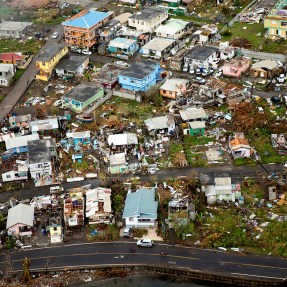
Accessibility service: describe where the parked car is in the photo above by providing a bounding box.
[189,65,195,74]
[71,46,81,54]
[137,239,153,247]
[123,227,132,238]
[53,99,63,107]
[82,49,92,55]
[51,32,59,39]
[202,68,214,77]
[277,73,286,83]
[195,77,206,84]
[34,32,43,39]
[196,67,202,75]
[182,63,189,72]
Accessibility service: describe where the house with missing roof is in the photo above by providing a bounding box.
[30,118,59,136]
[0,63,15,86]
[144,115,175,135]
[86,187,112,225]
[5,134,40,154]
[55,55,89,77]
[122,187,158,228]
[0,21,32,38]
[222,57,250,78]
[66,131,91,147]
[229,133,251,158]
[62,84,104,113]
[28,139,58,187]
[128,7,168,33]
[36,44,69,81]
[184,46,219,68]
[62,9,114,49]
[118,61,161,92]
[107,37,139,57]
[0,52,22,65]
[2,168,28,183]
[6,203,34,237]
[155,19,192,40]
[140,37,175,58]
[9,114,32,128]
[159,78,189,99]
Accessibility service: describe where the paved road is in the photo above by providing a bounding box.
[0,163,284,203]
[1,242,286,282]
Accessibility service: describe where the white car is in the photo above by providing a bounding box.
[53,99,63,107]
[137,239,153,247]
[277,74,286,83]
[51,32,59,39]
[195,77,206,84]
[183,63,189,72]
[189,65,195,74]
[71,46,82,53]
[82,49,92,55]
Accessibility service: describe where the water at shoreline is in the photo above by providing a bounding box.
[76,275,210,287]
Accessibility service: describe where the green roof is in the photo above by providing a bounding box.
[122,188,158,219]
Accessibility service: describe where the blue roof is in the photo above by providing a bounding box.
[63,10,110,29]
[122,188,158,219]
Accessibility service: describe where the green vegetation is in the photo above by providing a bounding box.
[0,38,43,54]
[0,6,14,20]
[221,22,266,49]
[86,224,120,242]
[0,94,5,103]
[14,69,25,81]
[184,135,214,147]
[234,157,256,166]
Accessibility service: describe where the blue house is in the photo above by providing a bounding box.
[5,134,39,154]
[118,60,161,92]
[107,37,138,57]
[66,131,91,146]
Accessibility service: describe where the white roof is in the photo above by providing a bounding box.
[188,121,205,129]
[108,38,136,49]
[5,133,39,150]
[0,132,15,143]
[0,63,14,72]
[180,107,207,121]
[30,118,58,132]
[109,152,126,165]
[144,115,174,131]
[66,131,90,138]
[108,133,138,146]
[86,187,112,216]
[251,60,279,71]
[142,38,175,52]
[160,78,189,92]
[0,21,32,31]
[6,203,34,229]
[114,12,132,24]
[215,177,231,186]
[155,19,190,36]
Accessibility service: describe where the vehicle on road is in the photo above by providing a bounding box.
[51,32,59,39]
[71,46,82,53]
[183,62,188,72]
[137,239,153,247]
[82,49,92,55]
[123,227,132,238]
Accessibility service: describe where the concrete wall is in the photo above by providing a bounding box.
[21,265,286,287]
[113,90,142,102]
[239,48,287,62]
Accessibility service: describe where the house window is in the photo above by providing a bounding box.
[129,217,134,222]
[169,91,172,95]
[6,175,11,179]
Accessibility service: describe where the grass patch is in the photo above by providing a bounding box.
[184,135,215,146]
[14,69,25,81]
[221,22,266,50]
[0,6,14,20]
[234,157,256,166]
[0,38,43,54]
[0,95,5,103]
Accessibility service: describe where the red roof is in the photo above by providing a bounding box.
[0,52,22,61]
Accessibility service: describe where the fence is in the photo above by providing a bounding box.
[85,91,113,114]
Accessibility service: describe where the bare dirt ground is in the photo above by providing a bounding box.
[9,0,50,9]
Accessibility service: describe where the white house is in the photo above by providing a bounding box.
[179,107,208,122]
[0,21,32,38]
[184,46,219,68]
[2,163,28,182]
[229,133,251,158]
[155,19,191,40]
[55,55,89,77]
[28,139,57,187]
[128,7,168,33]
[141,37,175,58]
[122,187,158,228]
[0,63,15,86]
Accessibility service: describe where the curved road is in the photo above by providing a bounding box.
[1,242,286,282]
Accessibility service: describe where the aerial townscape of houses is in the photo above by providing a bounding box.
[0,0,287,272]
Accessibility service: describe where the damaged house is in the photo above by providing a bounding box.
[144,115,175,135]
[229,133,252,158]
[86,187,112,224]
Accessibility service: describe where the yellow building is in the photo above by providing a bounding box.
[36,44,68,81]
[264,0,287,39]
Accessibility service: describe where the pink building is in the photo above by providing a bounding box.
[6,203,34,237]
[222,58,250,78]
